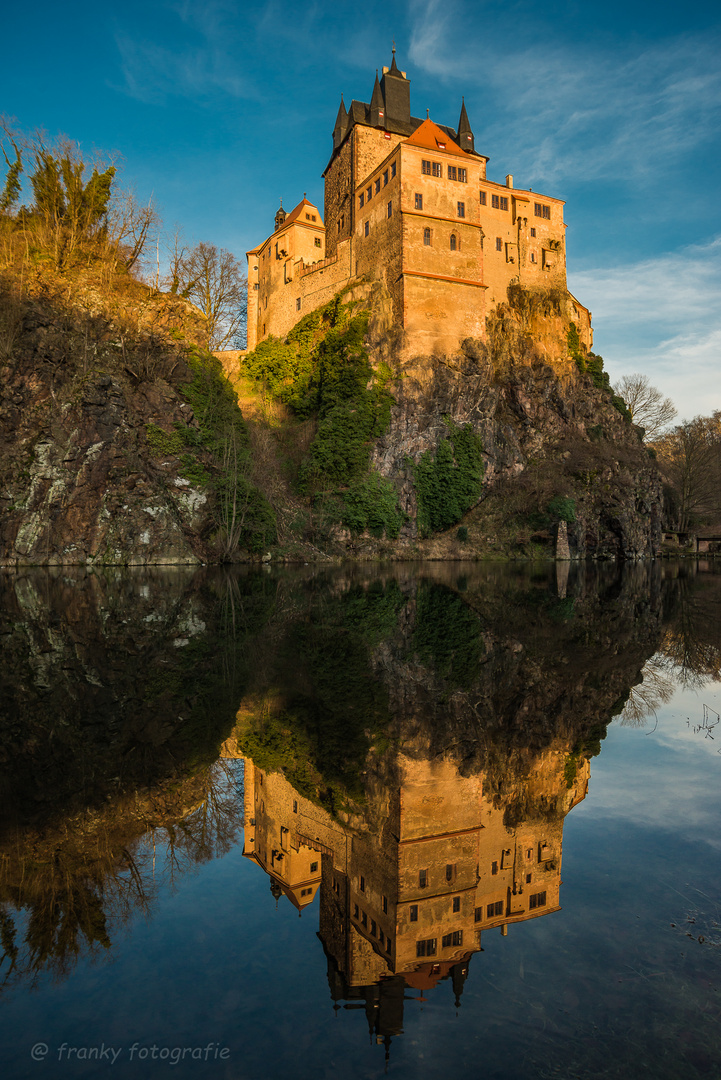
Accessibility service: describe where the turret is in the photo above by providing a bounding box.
[332,94,349,151]
[274,200,287,232]
[457,98,475,153]
[369,70,385,127]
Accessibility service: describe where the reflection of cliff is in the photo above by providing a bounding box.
[237,743,588,1046]
[0,567,273,834]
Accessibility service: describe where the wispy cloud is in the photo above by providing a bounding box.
[114,2,254,104]
[571,239,721,419]
[408,1,721,187]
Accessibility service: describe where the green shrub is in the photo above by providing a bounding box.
[412,419,484,536]
[456,526,469,542]
[548,495,576,523]
[340,472,406,538]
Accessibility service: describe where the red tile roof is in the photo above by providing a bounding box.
[403,118,467,159]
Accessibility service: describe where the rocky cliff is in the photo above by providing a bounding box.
[0,266,274,566]
[1,260,661,564]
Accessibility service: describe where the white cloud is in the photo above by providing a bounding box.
[570,238,721,420]
[114,2,254,104]
[407,2,721,188]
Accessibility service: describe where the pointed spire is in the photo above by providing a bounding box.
[333,94,349,150]
[370,69,385,126]
[389,41,400,75]
[457,97,475,153]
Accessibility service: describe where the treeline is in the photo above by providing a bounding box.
[0,120,245,349]
[612,373,721,533]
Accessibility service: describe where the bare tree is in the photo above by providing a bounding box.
[614,373,677,440]
[653,412,721,531]
[174,241,247,350]
[105,185,160,273]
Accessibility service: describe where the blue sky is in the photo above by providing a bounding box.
[2,0,719,418]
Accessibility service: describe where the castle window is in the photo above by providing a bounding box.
[391,161,396,178]
[442,931,463,948]
[314,237,321,248]
[386,938,392,953]
[371,920,377,936]
[534,202,551,219]
[452,896,460,912]
[500,196,509,211]
[364,221,369,237]
[359,875,365,892]
[310,862,318,873]
[296,297,301,310]
[410,905,418,922]
[448,165,457,181]
[419,869,428,888]
[487,900,504,918]
[423,227,432,246]
[458,168,467,183]
[367,186,372,201]
[492,860,498,874]
[479,190,487,205]
[530,227,536,237]
[375,178,381,194]
[530,252,536,263]
[432,162,442,178]
[383,895,388,914]
[305,213,311,220]
[416,938,437,957]
[422,159,431,175]
[475,907,483,922]
[492,194,500,208]
[253,283,258,290]
[361,911,367,927]
[450,234,457,251]
[387,201,392,218]
[529,891,547,910]
[354,903,359,918]
[495,237,502,251]
[383,169,389,186]
[415,193,423,210]
[359,192,364,208]
[457,202,465,218]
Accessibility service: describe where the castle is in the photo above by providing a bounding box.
[246,51,592,357]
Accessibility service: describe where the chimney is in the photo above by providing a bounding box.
[506,174,513,189]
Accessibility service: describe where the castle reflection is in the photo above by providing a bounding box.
[235,739,588,1046]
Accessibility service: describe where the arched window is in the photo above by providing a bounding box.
[450,233,457,251]
[423,227,431,246]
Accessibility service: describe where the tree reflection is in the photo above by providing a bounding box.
[619,655,676,727]
[657,569,721,689]
[0,760,242,992]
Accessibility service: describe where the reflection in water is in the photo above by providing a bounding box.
[0,558,720,1068]
[236,744,588,1054]
[0,760,242,992]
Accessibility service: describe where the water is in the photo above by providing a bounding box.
[0,561,719,1079]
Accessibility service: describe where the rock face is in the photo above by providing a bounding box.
[0,272,216,565]
[367,302,662,559]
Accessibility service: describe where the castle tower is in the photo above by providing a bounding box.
[380,48,411,128]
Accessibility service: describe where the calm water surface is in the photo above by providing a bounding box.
[0,561,719,1079]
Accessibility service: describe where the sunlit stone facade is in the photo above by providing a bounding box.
[246,51,592,358]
